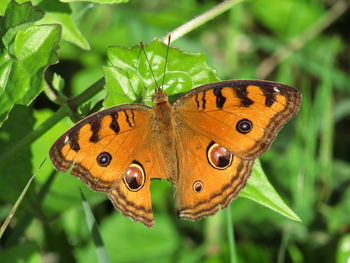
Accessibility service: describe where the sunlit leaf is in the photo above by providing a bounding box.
[240,159,301,221]
[0,0,43,38]
[337,234,350,263]
[104,38,219,106]
[36,0,90,50]
[0,24,60,126]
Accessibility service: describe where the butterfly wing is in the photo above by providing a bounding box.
[173,80,301,219]
[49,104,165,226]
[173,80,301,159]
[174,127,254,220]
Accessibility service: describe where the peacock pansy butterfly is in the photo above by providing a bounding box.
[49,42,301,227]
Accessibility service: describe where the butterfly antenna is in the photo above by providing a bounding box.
[161,35,171,91]
[140,41,159,91]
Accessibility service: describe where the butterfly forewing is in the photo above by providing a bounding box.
[173,80,301,159]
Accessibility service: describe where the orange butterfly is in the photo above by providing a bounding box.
[49,43,301,227]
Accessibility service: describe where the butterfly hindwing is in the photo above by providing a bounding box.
[174,126,254,220]
[107,133,173,227]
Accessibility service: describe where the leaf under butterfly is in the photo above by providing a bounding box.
[104,38,219,106]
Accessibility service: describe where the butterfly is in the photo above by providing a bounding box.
[49,75,301,227]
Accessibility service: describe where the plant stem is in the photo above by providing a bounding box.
[0,78,105,165]
[204,212,223,257]
[162,0,245,43]
[227,207,238,263]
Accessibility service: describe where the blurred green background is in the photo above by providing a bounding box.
[1,0,350,262]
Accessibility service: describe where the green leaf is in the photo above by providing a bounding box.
[103,38,219,106]
[0,24,61,126]
[0,0,10,16]
[337,234,350,263]
[61,0,129,3]
[52,72,65,93]
[36,0,90,50]
[240,159,301,221]
[0,0,44,38]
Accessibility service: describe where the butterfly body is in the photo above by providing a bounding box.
[151,90,178,179]
[50,80,301,227]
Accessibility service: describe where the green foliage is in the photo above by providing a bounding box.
[0,0,349,262]
[36,0,90,50]
[240,159,300,222]
[61,0,129,3]
[104,39,219,105]
[0,1,60,125]
[337,234,350,263]
[80,190,111,263]
[250,0,324,39]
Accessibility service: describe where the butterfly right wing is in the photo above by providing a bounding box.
[173,80,301,159]
[172,80,301,220]
[174,125,254,220]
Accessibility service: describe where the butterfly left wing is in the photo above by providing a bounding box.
[49,105,153,191]
[107,134,171,227]
[49,104,169,227]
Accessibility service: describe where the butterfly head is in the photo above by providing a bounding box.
[139,36,171,105]
[152,88,169,104]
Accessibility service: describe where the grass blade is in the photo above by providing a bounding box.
[0,159,46,239]
[80,190,111,263]
[226,208,238,263]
